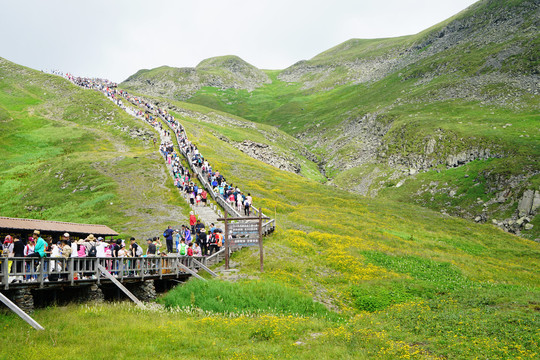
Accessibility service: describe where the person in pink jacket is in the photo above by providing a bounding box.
[77,240,87,257]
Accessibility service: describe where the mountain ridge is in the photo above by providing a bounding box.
[120,0,539,239]
[121,55,270,100]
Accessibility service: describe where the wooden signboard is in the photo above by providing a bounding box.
[218,208,268,272]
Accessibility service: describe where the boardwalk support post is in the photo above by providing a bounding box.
[191,259,218,277]
[176,262,206,281]
[0,292,44,330]
[97,264,146,309]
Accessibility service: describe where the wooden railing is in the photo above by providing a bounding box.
[0,256,213,290]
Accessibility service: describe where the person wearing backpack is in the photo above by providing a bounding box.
[244,193,252,216]
[86,234,98,257]
[216,231,223,248]
[129,238,143,277]
[178,239,188,256]
[198,229,208,256]
[163,226,174,253]
[208,230,219,255]
[130,238,143,257]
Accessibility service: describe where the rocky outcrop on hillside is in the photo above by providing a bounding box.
[386,144,504,172]
[518,189,540,217]
[299,111,392,174]
[234,140,301,174]
[489,188,539,235]
[121,56,270,100]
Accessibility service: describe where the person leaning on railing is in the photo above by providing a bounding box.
[28,230,47,259]
[3,235,25,283]
[2,235,14,258]
[2,235,13,282]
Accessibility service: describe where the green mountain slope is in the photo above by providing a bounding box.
[121,55,270,100]
[122,0,540,239]
[129,92,326,182]
[4,76,540,358]
[2,1,539,358]
[0,57,189,238]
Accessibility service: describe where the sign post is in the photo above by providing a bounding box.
[217,209,269,273]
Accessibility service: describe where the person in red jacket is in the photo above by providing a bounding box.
[189,211,197,234]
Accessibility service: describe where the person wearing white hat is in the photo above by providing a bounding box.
[96,237,106,258]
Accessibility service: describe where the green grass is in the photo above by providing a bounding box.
[161,279,339,320]
[0,57,190,239]
[2,1,540,357]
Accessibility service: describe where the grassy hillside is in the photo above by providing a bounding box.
[0,57,190,239]
[4,91,539,358]
[2,0,539,358]
[123,0,540,238]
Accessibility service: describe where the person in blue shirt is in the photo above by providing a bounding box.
[174,230,181,252]
[163,226,174,253]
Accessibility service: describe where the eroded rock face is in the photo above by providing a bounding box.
[234,140,301,174]
[299,111,392,176]
[129,280,157,302]
[518,190,540,217]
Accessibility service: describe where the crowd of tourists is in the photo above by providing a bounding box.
[1,222,225,283]
[162,220,224,256]
[63,73,255,217]
[0,73,264,285]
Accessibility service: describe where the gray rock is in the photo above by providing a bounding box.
[517,189,535,216]
[425,138,436,155]
[532,190,540,213]
[234,140,301,174]
[474,216,482,222]
[524,224,534,230]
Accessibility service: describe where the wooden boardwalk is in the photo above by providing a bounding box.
[0,248,235,291]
